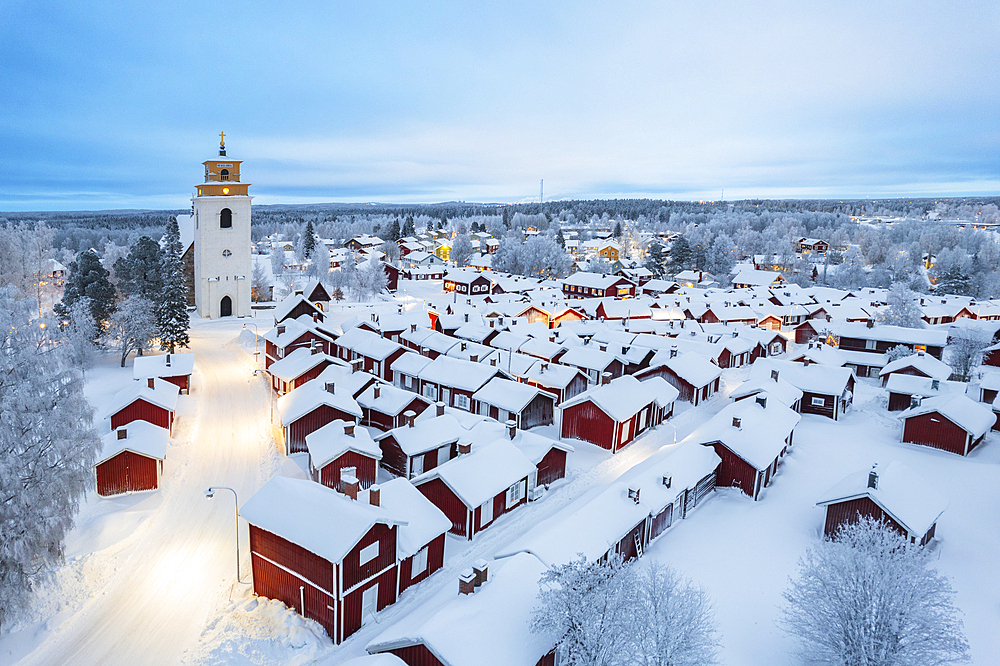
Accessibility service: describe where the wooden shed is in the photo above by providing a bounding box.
[105,378,179,436]
[132,352,195,394]
[306,420,382,490]
[560,375,675,453]
[472,378,556,429]
[95,422,168,496]
[277,380,363,454]
[898,394,995,456]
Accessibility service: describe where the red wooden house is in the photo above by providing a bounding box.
[268,347,343,396]
[560,375,677,453]
[636,348,722,406]
[378,478,451,594]
[132,352,195,394]
[334,327,408,383]
[375,410,466,479]
[264,317,335,369]
[357,382,431,431]
[241,476,403,644]
[898,394,994,456]
[412,440,536,539]
[307,420,383,490]
[816,461,946,545]
[95,422,169,496]
[273,293,325,326]
[471,378,556,429]
[877,351,952,387]
[520,361,588,403]
[277,380,364,454]
[105,378,179,435]
[561,272,635,299]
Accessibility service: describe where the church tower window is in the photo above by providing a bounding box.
[220,208,233,228]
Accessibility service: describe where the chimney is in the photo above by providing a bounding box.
[756,395,767,409]
[311,345,321,355]
[165,354,171,367]
[866,319,874,328]
[627,486,641,504]
[344,422,355,436]
[470,354,478,363]
[601,372,612,385]
[662,475,671,488]
[277,325,286,335]
[117,428,127,440]
[404,410,416,427]
[541,362,548,372]
[669,346,678,359]
[910,395,921,409]
[931,379,940,390]
[369,483,380,507]
[313,312,319,323]
[340,471,359,500]
[461,342,467,351]
[464,313,469,322]
[599,343,607,352]
[436,401,446,416]
[506,419,517,440]
[147,378,155,389]
[732,416,742,429]
[472,559,489,587]
[410,323,417,333]
[732,331,738,338]
[458,438,472,455]
[868,466,879,490]
[459,569,476,595]
[917,350,925,357]
[490,357,497,366]
[771,369,779,382]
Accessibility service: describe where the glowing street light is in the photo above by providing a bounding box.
[205,486,244,583]
[243,323,259,363]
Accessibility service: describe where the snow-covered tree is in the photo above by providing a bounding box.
[60,298,99,374]
[385,218,401,242]
[450,234,474,267]
[350,261,387,301]
[669,236,692,271]
[886,344,913,363]
[0,288,102,630]
[877,282,924,328]
[613,221,623,238]
[107,295,158,367]
[632,561,719,666]
[56,249,116,335]
[301,220,317,260]
[782,517,970,666]
[381,239,400,264]
[157,217,189,353]
[645,242,666,277]
[269,246,284,276]
[947,329,989,382]
[251,260,271,303]
[401,215,416,238]
[114,236,163,302]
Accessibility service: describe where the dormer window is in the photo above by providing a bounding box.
[220,208,232,228]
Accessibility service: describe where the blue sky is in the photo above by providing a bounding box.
[1,0,997,211]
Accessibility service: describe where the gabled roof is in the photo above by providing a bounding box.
[277,380,363,424]
[267,348,340,382]
[559,346,621,373]
[418,356,508,392]
[647,350,723,388]
[377,478,450,559]
[132,353,195,380]
[240,476,403,565]
[375,414,466,456]
[356,382,428,417]
[898,394,994,438]
[816,461,947,537]
[390,351,434,377]
[884,373,966,398]
[272,293,323,324]
[832,322,948,347]
[686,398,800,470]
[748,358,853,396]
[559,375,663,421]
[306,419,382,468]
[104,378,179,418]
[473,377,555,413]
[879,352,953,381]
[97,421,169,465]
[336,327,405,361]
[412,440,535,508]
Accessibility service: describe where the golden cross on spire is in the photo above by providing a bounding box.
[219,131,226,146]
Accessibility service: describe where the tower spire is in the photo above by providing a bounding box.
[219,131,227,157]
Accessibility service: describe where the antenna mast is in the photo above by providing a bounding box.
[540,179,544,204]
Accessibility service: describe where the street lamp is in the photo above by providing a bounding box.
[243,323,259,362]
[205,486,244,583]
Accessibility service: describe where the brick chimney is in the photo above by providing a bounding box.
[459,569,476,595]
[472,559,489,587]
[458,439,471,455]
[601,372,612,385]
[756,395,767,409]
[344,422,355,436]
[117,428,127,440]
[369,484,380,507]
[506,419,517,440]
[277,325,286,335]
[325,382,335,394]
[868,465,878,490]
[771,369,779,382]
[732,416,742,429]
[436,401,446,416]
[147,378,155,389]
[373,385,381,400]
[340,471,359,500]
[404,410,416,427]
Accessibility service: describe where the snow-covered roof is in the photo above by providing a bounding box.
[367,552,553,666]
[562,271,632,289]
[732,269,781,286]
[266,347,340,382]
[519,359,584,390]
[884,373,966,398]
[376,478,451,559]
[639,375,681,408]
[390,351,434,377]
[816,461,947,537]
[305,420,382,469]
[418,356,506,393]
[336,326,405,361]
[375,414,466,456]
[748,358,853,396]
[730,371,804,407]
[559,346,620,372]
[412,440,535,508]
[615,442,722,513]
[648,349,722,388]
[898,394,995,438]
[878,352,953,381]
[97,421,169,465]
[277,380,363,424]
[104,378,179,418]
[685,397,801,470]
[559,375,660,421]
[272,293,322,324]
[240,476,404,565]
[356,382,427,417]
[832,322,948,347]
[472,378,554,413]
[132,353,195,380]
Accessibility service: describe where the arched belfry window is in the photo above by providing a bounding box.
[220,169,229,181]
[220,208,233,228]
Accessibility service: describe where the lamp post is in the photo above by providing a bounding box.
[243,323,259,363]
[205,486,243,583]
[252,369,273,423]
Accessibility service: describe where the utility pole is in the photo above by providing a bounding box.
[540,179,544,204]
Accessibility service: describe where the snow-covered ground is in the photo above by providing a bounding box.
[1,286,998,665]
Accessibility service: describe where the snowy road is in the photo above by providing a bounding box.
[16,320,277,666]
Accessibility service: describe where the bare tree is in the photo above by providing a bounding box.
[782,517,970,666]
[947,329,990,382]
[633,562,719,666]
[106,295,158,367]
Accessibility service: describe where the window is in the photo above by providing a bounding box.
[811,397,825,407]
[220,168,229,181]
[506,480,524,508]
[411,546,429,576]
[455,393,470,410]
[359,541,379,565]
[220,208,233,228]
[480,497,494,526]
[411,454,424,477]
[864,339,876,350]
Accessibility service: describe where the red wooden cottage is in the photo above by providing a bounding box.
[471,378,556,429]
[375,410,466,479]
[636,348,722,406]
[561,272,635,299]
[412,440,536,539]
[378,478,451,593]
[884,374,966,411]
[750,358,854,421]
[558,345,624,385]
[307,420,383,490]
[273,293,325,326]
[816,461,946,545]
[483,421,574,498]
[357,382,431,431]
[335,327,408,383]
[520,361,588,404]
[268,347,343,396]
[877,351,953,387]
[277,380,364,454]
[132,352,195,394]
[688,396,800,501]
[898,394,994,456]
[105,378,179,435]
[95,422,169,496]
[240,476,404,644]
[560,375,677,453]
[264,317,335,369]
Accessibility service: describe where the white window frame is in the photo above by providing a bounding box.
[865,339,876,350]
[455,393,470,411]
[506,480,525,508]
[479,497,494,526]
[411,545,429,576]
[359,541,379,566]
[410,454,424,478]
[811,396,826,407]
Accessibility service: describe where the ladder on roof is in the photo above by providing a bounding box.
[634,532,644,560]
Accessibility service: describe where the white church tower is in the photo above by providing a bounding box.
[193,132,252,318]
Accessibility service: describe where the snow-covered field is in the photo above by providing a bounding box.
[1,286,998,665]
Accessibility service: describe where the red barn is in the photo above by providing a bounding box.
[133,352,194,394]
[95,422,168,496]
[816,461,946,545]
[412,440,535,539]
[105,378,179,435]
[278,381,363,454]
[560,375,676,452]
[307,420,382,490]
[898,394,994,456]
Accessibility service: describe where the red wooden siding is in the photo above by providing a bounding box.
[398,533,446,593]
[288,405,358,453]
[110,399,172,434]
[251,553,337,640]
[416,478,469,536]
[707,442,762,500]
[823,496,906,539]
[340,565,398,643]
[800,391,836,420]
[291,361,331,390]
[649,503,673,542]
[386,644,446,666]
[902,412,969,455]
[561,401,616,449]
[161,374,190,392]
[617,520,646,561]
[342,524,397,591]
[535,448,567,487]
[319,450,378,490]
[249,525,334,592]
[278,301,321,324]
[95,451,160,496]
[377,435,408,477]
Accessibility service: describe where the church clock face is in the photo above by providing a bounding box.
[222,249,232,257]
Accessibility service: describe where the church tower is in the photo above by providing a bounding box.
[193,132,252,318]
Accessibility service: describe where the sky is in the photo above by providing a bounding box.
[1,0,998,211]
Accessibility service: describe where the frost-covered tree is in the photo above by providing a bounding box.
[381,240,400,264]
[886,344,913,363]
[669,236,692,271]
[613,221,623,238]
[114,236,163,302]
[401,215,416,238]
[269,246,284,276]
[350,261,387,301]
[0,288,102,630]
[645,242,666,277]
[56,249,116,335]
[107,295,158,366]
[947,329,989,382]
[877,282,924,328]
[385,218,400,242]
[450,234,474,267]
[934,266,972,296]
[782,517,970,666]
[157,217,189,353]
[301,220,317,260]
[251,260,271,303]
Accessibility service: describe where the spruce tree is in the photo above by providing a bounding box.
[645,242,665,277]
[669,236,692,271]
[555,226,566,248]
[56,249,116,333]
[302,220,317,259]
[157,217,190,353]
[386,218,400,242]
[402,215,416,237]
[614,221,623,238]
[114,236,163,302]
